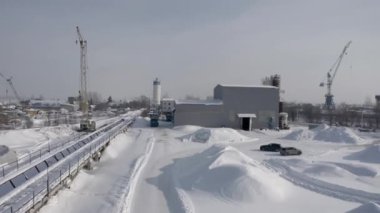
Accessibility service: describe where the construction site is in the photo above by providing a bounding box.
[0,26,131,131]
[0,1,380,213]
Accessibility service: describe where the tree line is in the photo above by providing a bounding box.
[284,102,380,129]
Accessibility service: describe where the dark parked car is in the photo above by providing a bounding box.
[260,143,282,152]
[280,147,302,156]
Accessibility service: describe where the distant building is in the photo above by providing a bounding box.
[67,96,78,105]
[29,100,61,110]
[161,98,175,113]
[376,95,380,107]
[174,84,279,130]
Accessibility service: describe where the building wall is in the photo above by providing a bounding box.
[214,85,279,129]
[174,104,225,127]
[174,85,279,129]
[161,99,175,112]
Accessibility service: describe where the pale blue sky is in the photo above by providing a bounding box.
[0,0,379,104]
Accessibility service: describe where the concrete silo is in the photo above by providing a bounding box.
[152,78,161,106]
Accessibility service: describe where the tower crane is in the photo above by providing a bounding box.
[320,41,352,110]
[0,73,22,104]
[76,26,95,131]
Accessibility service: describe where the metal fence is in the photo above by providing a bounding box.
[0,134,84,179]
[0,118,133,213]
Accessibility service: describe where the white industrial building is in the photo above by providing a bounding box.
[174,84,280,130]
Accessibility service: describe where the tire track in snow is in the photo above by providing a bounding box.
[264,159,380,204]
[171,171,195,213]
[118,134,155,213]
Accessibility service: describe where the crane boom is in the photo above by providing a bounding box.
[6,78,21,102]
[0,73,21,103]
[328,41,352,89]
[320,41,352,110]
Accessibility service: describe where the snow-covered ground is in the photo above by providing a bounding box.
[0,115,122,165]
[35,121,380,213]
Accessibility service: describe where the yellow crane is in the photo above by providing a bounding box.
[76,26,95,131]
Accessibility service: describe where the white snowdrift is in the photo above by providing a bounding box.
[347,202,380,213]
[173,145,290,203]
[173,125,202,134]
[283,158,378,178]
[178,128,253,143]
[283,124,363,144]
[0,145,17,165]
[345,145,380,164]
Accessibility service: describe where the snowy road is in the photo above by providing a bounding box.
[40,128,153,213]
[130,129,203,213]
[265,158,380,204]
[40,121,380,213]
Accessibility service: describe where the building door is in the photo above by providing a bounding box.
[242,117,250,131]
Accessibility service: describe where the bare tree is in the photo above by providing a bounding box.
[87,91,102,104]
[184,95,200,100]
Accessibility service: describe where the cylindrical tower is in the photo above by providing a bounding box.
[152,78,161,106]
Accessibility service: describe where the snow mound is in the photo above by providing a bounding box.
[283,124,362,144]
[283,129,314,141]
[345,145,380,164]
[313,123,329,131]
[303,164,348,177]
[178,128,252,143]
[0,145,17,165]
[331,162,377,177]
[283,158,377,178]
[314,126,362,144]
[173,125,201,133]
[174,145,290,203]
[0,145,9,156]
[347,202,380,213]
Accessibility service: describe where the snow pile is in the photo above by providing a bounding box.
[345,145,380,164]
[283,158,378,178]
[313,126,362,144]
[283,124,363,144]
[178,128,252,143]
[303,164,349,177]
[283,159,350,178]
[0,145,9,156]
[173,145,290,203]
[0,145,17,165]
[347,202,380,213]
[173,125,201,134]
[282,129,314,141]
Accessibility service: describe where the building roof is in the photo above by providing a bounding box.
[162,98,175,101]
[217,84,278,89]
[175,99,223,106]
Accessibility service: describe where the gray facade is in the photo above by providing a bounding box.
[174,84,279,130]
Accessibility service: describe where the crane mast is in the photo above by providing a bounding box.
[76,26,88,117]
[76,26,95,131]
[320,41,352,110]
